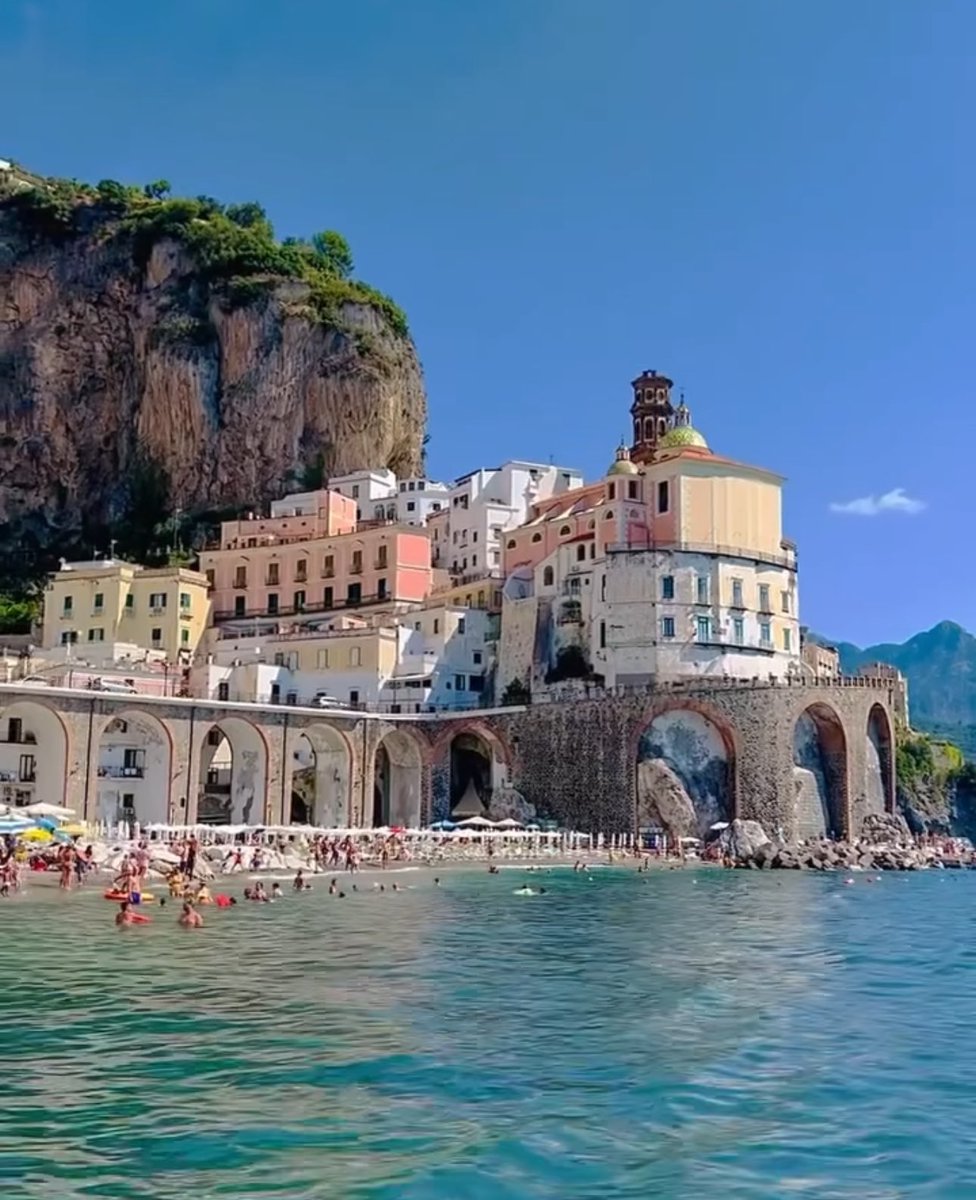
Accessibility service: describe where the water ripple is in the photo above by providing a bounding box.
[0,869,972,1197]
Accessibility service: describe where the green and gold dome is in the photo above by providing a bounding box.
[607,441,639,475]
[658,424,709,450]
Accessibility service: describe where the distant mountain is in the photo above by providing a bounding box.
[814,621,976,758]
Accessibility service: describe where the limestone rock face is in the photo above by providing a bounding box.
[0,212,426,541]
[636,758,697,838]
[716,818,771,860]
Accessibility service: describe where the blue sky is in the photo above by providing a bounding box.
[2,0,971,645]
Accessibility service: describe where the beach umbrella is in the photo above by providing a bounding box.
[494,818,523,829]
[24,802,76,819]
[20,827,52,843]
[33,817,59,832]
[429,820,457,831]
[456,816,494,829]
[709,821,730,832]
[0,817,34,835]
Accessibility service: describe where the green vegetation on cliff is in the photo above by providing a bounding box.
[0,167,407,335]
[895,726,976,835]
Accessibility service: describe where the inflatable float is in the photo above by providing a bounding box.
[103,889,156,903]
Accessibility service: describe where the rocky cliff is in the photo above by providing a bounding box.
[0,166,426,565]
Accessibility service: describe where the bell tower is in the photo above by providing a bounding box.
[629,369,674,464]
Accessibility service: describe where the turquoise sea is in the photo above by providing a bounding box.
[0,866,972,1198]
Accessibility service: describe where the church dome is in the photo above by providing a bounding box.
[607,440,639,475]
[658,425,709,450]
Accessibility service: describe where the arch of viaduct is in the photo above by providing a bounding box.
[0,675,901,841]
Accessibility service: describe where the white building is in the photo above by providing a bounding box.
[443,461,583,578]
[394,477,449,526]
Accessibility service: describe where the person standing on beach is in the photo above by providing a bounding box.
[183,835,199,880]
[58,843,75,890]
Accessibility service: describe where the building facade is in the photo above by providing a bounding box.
[498,373,800,693]
[41,560,210,662]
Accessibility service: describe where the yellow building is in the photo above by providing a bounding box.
[41,559,211,661]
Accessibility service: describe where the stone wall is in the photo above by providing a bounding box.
[0,676,897,839]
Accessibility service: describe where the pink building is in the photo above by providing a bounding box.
[200,489,432,621]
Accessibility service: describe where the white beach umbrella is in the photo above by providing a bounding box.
[494,818,523,829]
[24,802,77,819]
[456,815,494,828]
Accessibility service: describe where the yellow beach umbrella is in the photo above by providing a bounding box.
[20,827,52,843]
[60,823,86,838]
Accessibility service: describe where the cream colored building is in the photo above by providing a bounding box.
[41,559,211,662]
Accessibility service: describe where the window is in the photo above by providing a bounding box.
[473,651,483,665]
[181,628,190,646]
[458,618,466,634]
[178,592,191,612]
[599,620,606,649]
[375,504,386,520]
[732,579,744,607]
[601,574,606,601]
[266,563,279,586]
[378,578,388,600]
[696,615,711,643]
[696,575,709,604]
[473,531,478,543]
[626,480,638,500]
[149,592,167,610]
[607,482,616,500]
[454,674,466,691]
[531,533,542,544]
[204,569,214,589]
[568,576,581,593]
[760,620,771,646]
[60,630,78,645]
[661,575,675,600]
[234,566,247,589]
[346,582,362,605]
[352,484,360,499]
[217,681,230,701]
[733,617,744,645]
[125,593,135,609]
[7,718,22,743]
[377,545,388,569]
[234,596,246,617]
[87,628,104,642]
[407,500,416,512]
[559,525,571,536]
[477,590,485,607]
[93,592,104,611]
[293,590,306,610]
[543,565,554,587]
[783,628,792,653]
[433,618,440,634]
[472,554,478,567]
[19,754,35,782]
[432,502,441,511]
[576,544,586,562]
[351,550,363,574]
[151,627,162,645]
[781,590,790,614]
[759,584,771,612]
[349,646,362,667]
[324,586,334,608]
[322,554,334,578]
[657,481,669,514]
[661,616,676,639]
[295,559,307,582]
[317,649,329,668]
[506,539,517,549]
[267,593,279,615]
[349,689,360,707]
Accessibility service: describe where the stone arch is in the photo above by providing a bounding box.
[0,700,69,811]
[429,722,512,824]
[289,723,353,827]
[95,709,173,829]
[634,702,736,839]
[372,728,426,828]
[863,703,895,823]
[196,716,269,825]
[793,702,848,839]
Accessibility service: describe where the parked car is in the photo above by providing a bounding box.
[312,693,348,708]
[87,678,139,694]
[19,675,52,687]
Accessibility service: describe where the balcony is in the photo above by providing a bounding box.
[264,576,280,588]
[294,572,308,584]
[179,610,193,621]
[150,606,166,616]
[98,765,146,779]
[213,591,391,622]
[350,562,364,576]
[60,611,74,620]
[0,733,36,745]
[0,769,34,784]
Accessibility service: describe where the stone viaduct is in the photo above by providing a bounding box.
[0,674,899,842]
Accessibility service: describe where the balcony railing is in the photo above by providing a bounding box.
[214,592,389,622]
[98,765,146,779]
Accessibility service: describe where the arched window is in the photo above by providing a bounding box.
[576,544,586,562]
[559,524,571,536]
[543,565,554,587]
[588,520,595,531]
[644,417,654,440]
[506,538,517,549]
[531,532,542,544]
[658,418,666,435]
[604,510,614,520]
[657,388,666,400]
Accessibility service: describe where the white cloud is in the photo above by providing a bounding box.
[829,488,926,517]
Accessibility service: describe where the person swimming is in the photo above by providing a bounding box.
[513,886,538,896]
[179,901,203,928]
[115,901,149,926]
[271,882,283,900]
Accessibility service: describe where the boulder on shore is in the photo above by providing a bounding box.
[715,819,770,860]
